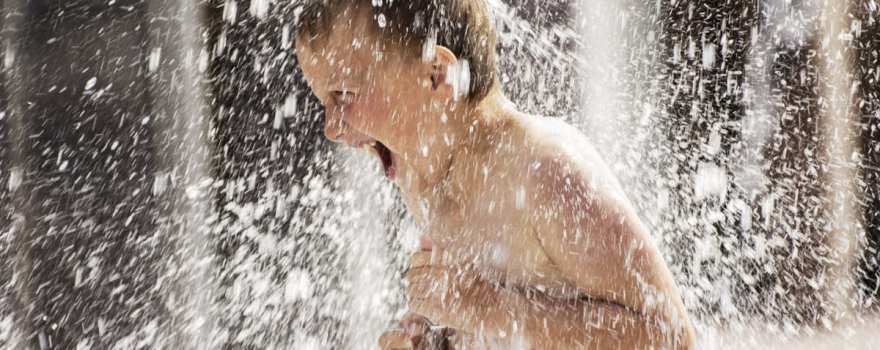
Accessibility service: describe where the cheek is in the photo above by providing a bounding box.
[344,90,395,133]
[348,79,427,138]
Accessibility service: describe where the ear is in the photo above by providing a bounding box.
[429,46,458,95]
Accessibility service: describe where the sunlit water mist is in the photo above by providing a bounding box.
[1,1,876,349]
[574,0,877,348]
[328,149,411,350]
[148,1,219,348]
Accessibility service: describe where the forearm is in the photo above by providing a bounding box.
[405,253,693,349]
[473,288,678,350]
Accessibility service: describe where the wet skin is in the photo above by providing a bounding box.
[296,5,695,349]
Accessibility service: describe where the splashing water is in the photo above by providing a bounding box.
[0,0,878,349]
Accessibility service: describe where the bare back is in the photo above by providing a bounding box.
[405,111,694,347]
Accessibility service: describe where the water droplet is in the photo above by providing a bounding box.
[148,48,161,72]
[702,43,716,68]
[422,29,437,62]
[7,167,22,191]
[377,13,387,28]
[273,110,283,130]
[515,186,526,209]
[224,0,238,24]
[249,0,269,19]
[85,77,97,90]
[446,60,470,100]
[152,172,168,196]
[4,42,15,69]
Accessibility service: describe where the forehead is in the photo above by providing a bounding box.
[296,5,383,68]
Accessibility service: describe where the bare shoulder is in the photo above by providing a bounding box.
[504,115,695,346]
[485,113,642,243]
[504,114,646,252]
[508,114,627,206]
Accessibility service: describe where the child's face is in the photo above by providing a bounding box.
[295,10,442,179]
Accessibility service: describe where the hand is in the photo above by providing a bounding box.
[378,313,461,350]
[405,249,499,332]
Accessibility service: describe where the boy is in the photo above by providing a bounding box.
[295,1,695,348]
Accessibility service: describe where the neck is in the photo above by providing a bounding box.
[397,90,513,204]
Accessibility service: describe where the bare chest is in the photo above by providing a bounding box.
[428,194,576,297]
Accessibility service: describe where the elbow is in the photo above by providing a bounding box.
[677,319,697,350]
[651,310,696,350]
[595,300,696,350]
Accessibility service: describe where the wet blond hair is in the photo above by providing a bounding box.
[297,0,499,103]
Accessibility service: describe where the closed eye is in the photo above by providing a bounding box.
[331,90,356,107]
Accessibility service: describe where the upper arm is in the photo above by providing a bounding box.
[527,152,672,316]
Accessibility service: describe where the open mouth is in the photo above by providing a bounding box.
[370,141,396,179]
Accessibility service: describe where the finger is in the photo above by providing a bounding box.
[428,248,452,265]
[401,312,431,324]
[408,300,434,319]
[406,268,448,301]
[409,248,454,268]
[378,329,411,350]
[408,293,443,324]
[447,329,477,350]
[409,251,433,270]
[417,327,453,350]
[400,313,432,337]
